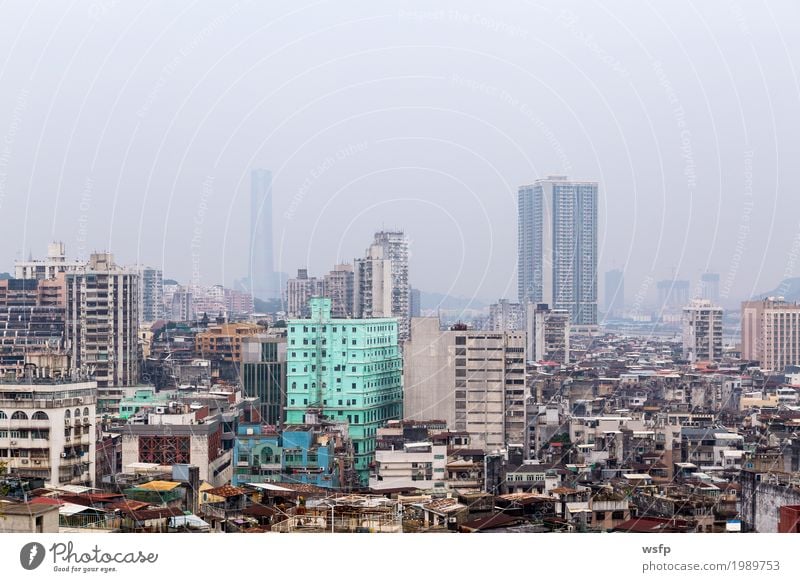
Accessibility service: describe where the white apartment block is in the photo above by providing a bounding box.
[14,242,83,281]
[682,299,723,363]
[369,442,447,491]
[354,244,392,319]
[66,253,140,388]
[0,379,97,487]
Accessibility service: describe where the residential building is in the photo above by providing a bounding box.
[488,299,525,331]
[369,441,447,491]
[354,244,392,319]
[231,424,282,486]
[195,322,262,363]
[526,303,570,364]
[285,297,403,485]
[168,286,194,321]
[0,378,97,486]
[241,335,286,426]
[285,269,324,318]
[373,230,410,339]
[682,299,723,363]
[403,317,527,451]
[742,298,800,371]
[14,242,83,281]
[65,253,140,388]
[136,266,164,324]
[324,264,354,318]
[518,176,598,326]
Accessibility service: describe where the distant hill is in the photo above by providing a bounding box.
[420,291,491,312]
[753,278,800,302]
[0,272,10,280]
[163,278,179,285]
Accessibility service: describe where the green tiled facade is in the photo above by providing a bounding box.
[285,297,403,484]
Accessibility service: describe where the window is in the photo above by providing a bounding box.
[11,411,27,420]
[32,411,49,420]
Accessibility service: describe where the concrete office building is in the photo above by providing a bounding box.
[354,244,393,319]
[518,176,598,326]
[0,378,97,486]
[285,298,403,485]
[66,253,139,388]
[410,288,421,318]
[526,303,570,364]
[742,298,800,372]
[682,299,723,363]
[404,318,527,452]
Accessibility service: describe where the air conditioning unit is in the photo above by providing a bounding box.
[61,453,68,458]
[10,441,17,446]
[83,418,90,426]
[33,460,41,465]
[77,397,83,404]
[20,459,29,464]
[64,419,71,426]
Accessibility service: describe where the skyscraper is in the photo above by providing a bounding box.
[604,269,625,318]
[518,176,598,326]
[250,169,276,300]
[373,230,410,340]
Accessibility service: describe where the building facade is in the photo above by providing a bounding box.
[526,303,570,364]
[518,176,598,326]
[742,298,800,371]
[0,379,97,486]
[65,253,140,388]
[324,264,354,319]
[14,242,83,281]
[404,318,527,452]
[488,299,525,331]
[241,336,286,426]
[137,266,164,324]
[682,299,723,363]
[354,244,392,319]
[285,269,324,318]
[285,298,403,484]
[373,230,410,340]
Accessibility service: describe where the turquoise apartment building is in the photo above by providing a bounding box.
[285,297,403,485]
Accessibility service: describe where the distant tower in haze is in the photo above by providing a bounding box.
[700,272,720,304]
[604,269,625,318]
[250,169,276,300]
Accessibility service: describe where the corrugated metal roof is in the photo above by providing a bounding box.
[136,480,181,492]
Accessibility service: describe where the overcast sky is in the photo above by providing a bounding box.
[0,0,798,307]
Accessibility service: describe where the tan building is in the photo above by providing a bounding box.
[404,318,526,451]
[742,298,800,371]
[195,322,263,362]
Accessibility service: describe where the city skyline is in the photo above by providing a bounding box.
[0,2,797,308]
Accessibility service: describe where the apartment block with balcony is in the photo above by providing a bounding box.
[0,379,97,487]
[285,298,403,485]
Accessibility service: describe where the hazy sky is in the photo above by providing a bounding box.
[0,0,798,308]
